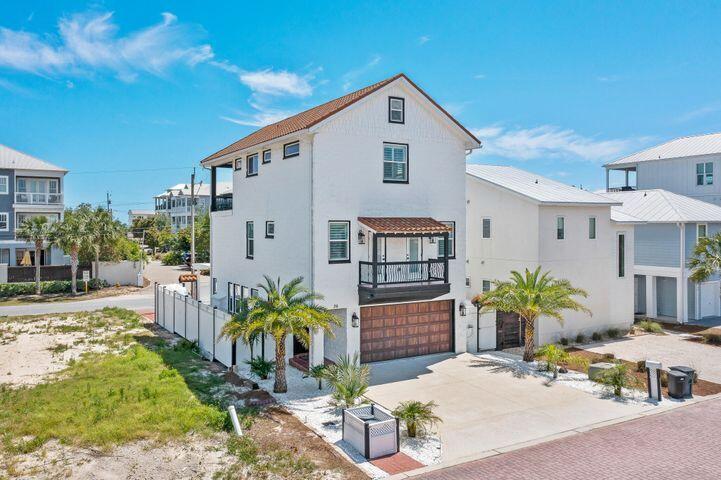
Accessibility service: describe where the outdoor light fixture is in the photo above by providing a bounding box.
[351,312,360,327]
[358,230,366,245]
[459,303,467,317]
[429,236,436,244]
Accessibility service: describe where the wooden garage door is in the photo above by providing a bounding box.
[360,300,453,363]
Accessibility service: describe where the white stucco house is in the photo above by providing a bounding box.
[465,165,636,350]
[200,73,480,366]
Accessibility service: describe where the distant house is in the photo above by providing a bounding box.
[604,132,721,206]
[0,145,67,266]
[600,189,721,323]
[153,182,230,232]
[466,165,635,350]
[127,209,154,224]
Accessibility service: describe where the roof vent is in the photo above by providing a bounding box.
[534,179,539,184]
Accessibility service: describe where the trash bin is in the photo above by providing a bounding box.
[669,366,695,397]
[666,369,688,399]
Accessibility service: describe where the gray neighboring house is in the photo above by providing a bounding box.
[153,182,230,232]
[0,144,68,266]
[601,189,721,323]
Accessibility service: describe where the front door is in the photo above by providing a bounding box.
[699,281,720,318]
[407,237,421,280]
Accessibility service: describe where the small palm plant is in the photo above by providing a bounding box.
[326,354,369,408]
[392,400,442,438]
[596,362,641,397]
[304,364,328,390]
[536,344,570,379]
[246,356,275,380]
[474,267,590,362]
[16,216,53,295]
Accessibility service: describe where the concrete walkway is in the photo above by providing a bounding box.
[585,332,721,383]
[0,292,155,316]
[367,353,674,465]
[409,397,721,480]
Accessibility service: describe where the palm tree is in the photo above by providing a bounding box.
[52,208,89,295]
[689,233,721,282]
[16,216,53,294]
[393,400,442,438]
[473,267,590,362]
[221,276,341,393]
[85,207,122,278]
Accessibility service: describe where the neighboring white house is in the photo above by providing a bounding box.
[466,165,636,350]
[127,209,154,224]
[600,189,721,323]
[201,73,480,366]
[154,182,230,232]
[604,132,721,206]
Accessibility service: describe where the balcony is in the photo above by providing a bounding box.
[213,194,233,212]
[15,192,63,205]
[358,259,449,304]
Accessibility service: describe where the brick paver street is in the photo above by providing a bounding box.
[414,398,721,480]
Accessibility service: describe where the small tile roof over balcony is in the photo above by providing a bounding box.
[358,217,452,235]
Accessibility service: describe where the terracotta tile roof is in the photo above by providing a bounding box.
[202,73,479,164]
[358,217,452,234]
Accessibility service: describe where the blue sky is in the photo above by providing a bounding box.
[2,1,721,216]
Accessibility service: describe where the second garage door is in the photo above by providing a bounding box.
[360,300,454,363]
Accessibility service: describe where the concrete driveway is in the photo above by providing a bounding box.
[585,331,721,383]
[366,353,665,465]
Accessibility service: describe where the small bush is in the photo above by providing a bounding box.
[636,360,646,373]
[536,344,569,379]
[596,362,642,397]
[0,279,107,298]
[303,364,328,390]
[161,251,184,266]
[602,353,616,360]
[326,354,369,408]
[591,332,603,341]
[566,355,590,373]
[575,333,587,344]
[606,328,621,339]
[702,333,721,345]
[660,370,668,387]
[637,320,663,334]
[559,337,569,346]
[245,356,275,380]
[393,400,442,438]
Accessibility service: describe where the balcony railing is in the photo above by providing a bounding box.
[607,186,636,192]
[213,195,233,212]
[359,259,447,286]
[15,192,63,205]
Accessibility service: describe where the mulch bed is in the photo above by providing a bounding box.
[657,321,721,336]
[562,347,721,397]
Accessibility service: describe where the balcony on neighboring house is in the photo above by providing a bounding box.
[210,165,233,212]
[357,217,452,305]
[14,177,63,205]
[605,165,637,192]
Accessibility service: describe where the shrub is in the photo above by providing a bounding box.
[303,364,328,390]
[602,353,616,360]
[591,332,603,341]
[596,362,642,397]
[326,354,369,408]
[566,355,590,373]
[606,328,621,339]
[393,400,442,438]
[559,337,569,346]
[637,320,663,334]
[702,333,721,345]
[536,344,570,379]
[575,333,587,344]
[0,279,106,298]
[245,356,275,380]
[636,360,646,373]
[660,370,668,387]
[161,251,184,266]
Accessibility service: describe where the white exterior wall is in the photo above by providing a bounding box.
[466,177,634,350]
[635,154,721,205]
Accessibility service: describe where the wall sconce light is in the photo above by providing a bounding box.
[357,230,366,245]
[459,302,467,317]
[351,312,360,327]
[429,236,436,244]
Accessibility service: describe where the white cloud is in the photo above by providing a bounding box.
[474,73,486,80]
[473,124,645,162]
[239,69,312,97]
[342,54,381,91]
[418,35,430,45]
[0,11,213,81]
[220,108,294,128]
[677,103,721,123]
[597,75,620,83]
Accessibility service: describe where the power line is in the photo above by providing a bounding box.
[69,166,199,175]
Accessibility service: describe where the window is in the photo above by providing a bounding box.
[588,217,596,239]
[250,288,259,298]
[482,280,491,292]
[234,157,243,170]
[246,221,254,259]
[696,162,714,186]
[0,248,9,265]
[0,176,7,194]
[388,96,405,123]
[383,143,408,183]
[617,233,626,278]
[16,212,60,227]
[283,141,300,158]
[265,221,275,238]
[212,277,217,295]
[328,221,350,263]
[556,216,565,240]
[438,221,455,258]
[262,149,272,164]
[465,277,471,287]
[246,153,259,177]
[0,212,7,231]
[698,223,708,240]
[482,218,492,239]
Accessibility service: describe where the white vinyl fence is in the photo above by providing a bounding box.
[154,283,272,367]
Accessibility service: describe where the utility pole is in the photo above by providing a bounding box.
[190,168,196,275]
[106,191,112,215]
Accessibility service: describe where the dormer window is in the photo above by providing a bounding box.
[388,97,405,124]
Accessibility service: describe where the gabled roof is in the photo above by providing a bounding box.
[358,217,452,234]
[466,164,620,206]
[0,144,67,172]
[606,132,721,167]
[600,189,721,223]
[201,73,480,164]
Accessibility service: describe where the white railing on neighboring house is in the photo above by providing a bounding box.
[153,284,271,368]
[15,192,63,205]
